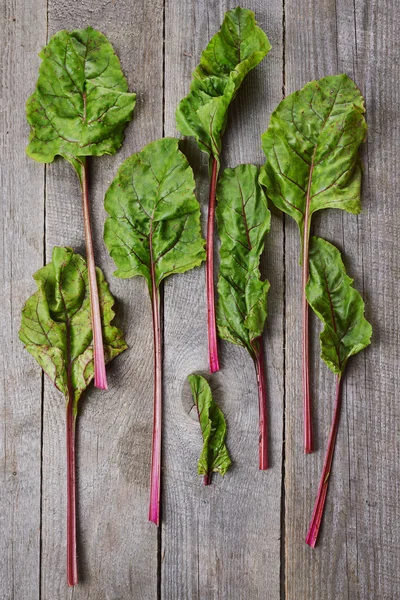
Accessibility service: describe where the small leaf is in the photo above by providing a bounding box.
[176,7,270,166]
[188,375,231,478]
[104,137,206,291]
[216,164,271,356]
[19,247,127,411]
[26,27,136,171]
[306,236,372,375]
[260,74,367,241]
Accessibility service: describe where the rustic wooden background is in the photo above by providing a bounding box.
[1,0,399,598]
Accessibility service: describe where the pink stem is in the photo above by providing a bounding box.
[306,375,343,548]
[303,147,318,454]
[148,272,162,525]
[66,401,78,586]
[203,473,211,486]
[254,337,268,470]
[302,201,312,453]
[206,157,220,374]
[81,159,107,390]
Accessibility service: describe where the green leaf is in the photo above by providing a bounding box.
[26,26,136,176]
[216,164,270,356]
[19,247,127,412]
[260,74,367,242]
[176,7,271,166]
[103,137,206,292]
[188,374,231,478]
[306,236,372,375]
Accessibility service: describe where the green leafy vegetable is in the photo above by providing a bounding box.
[26,27,136,390]
[104,137,206,524]
[260,73,367,453]
[176,7,271,166]
[19,247,127,586]
[188,374,231,484]
[26,26,136,172]
[307,237,372,374]
[305,236,372,548]
[216,164,270,469]
[176,7,271,374]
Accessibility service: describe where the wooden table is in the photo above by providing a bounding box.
[1,0,399,598]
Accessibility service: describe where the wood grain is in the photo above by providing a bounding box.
[162,1,284,598]
[41,1,163,597]
[0,1,47,598]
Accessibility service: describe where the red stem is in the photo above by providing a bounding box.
[206,157,220,374]
[305,375,343,548]
[148,266,162,525]
[254,336,268,470]
[302,164,313,453]
[66,401,78,586]
[81,159,107,390]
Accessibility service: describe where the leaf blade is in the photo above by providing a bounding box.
[188,375,231,478]
[176,7,271,164]
[306,236,372,375]
[260,74,367,239]
[216,164,270,355]
[26,27,136,165]
[104,137,206,291]
[19,247,127,409]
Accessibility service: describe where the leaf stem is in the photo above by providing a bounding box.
[203,473,211,486]
[303,152,314,453]
[305,375,343,548]
[303,146,318,454]
[254,336,268,470]
[148,275,162,525]
[206,157,220,374]
[81,158,107,390]
[66,401,78,586]
[302,229,312,453]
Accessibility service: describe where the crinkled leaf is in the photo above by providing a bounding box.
[260,74,367,242]
[26,27,136,178]
[216,164,270,356]
[19,247,127,412]
[176,8,270,166]
[306,236,372,375]
[103,137,206,292]
[188,375,231,478]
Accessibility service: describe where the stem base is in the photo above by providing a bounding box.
[306,376,343,548]
[254,337,268,470]
[66,403,78,586]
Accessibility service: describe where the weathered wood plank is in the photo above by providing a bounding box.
[40,1,163,596]
[348,1,400,596]
[162,2,284,598]
[284,0,400,598]
[0,1,47,599]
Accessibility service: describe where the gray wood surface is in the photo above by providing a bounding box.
[1,0,399,599]
[1,1,47,598]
